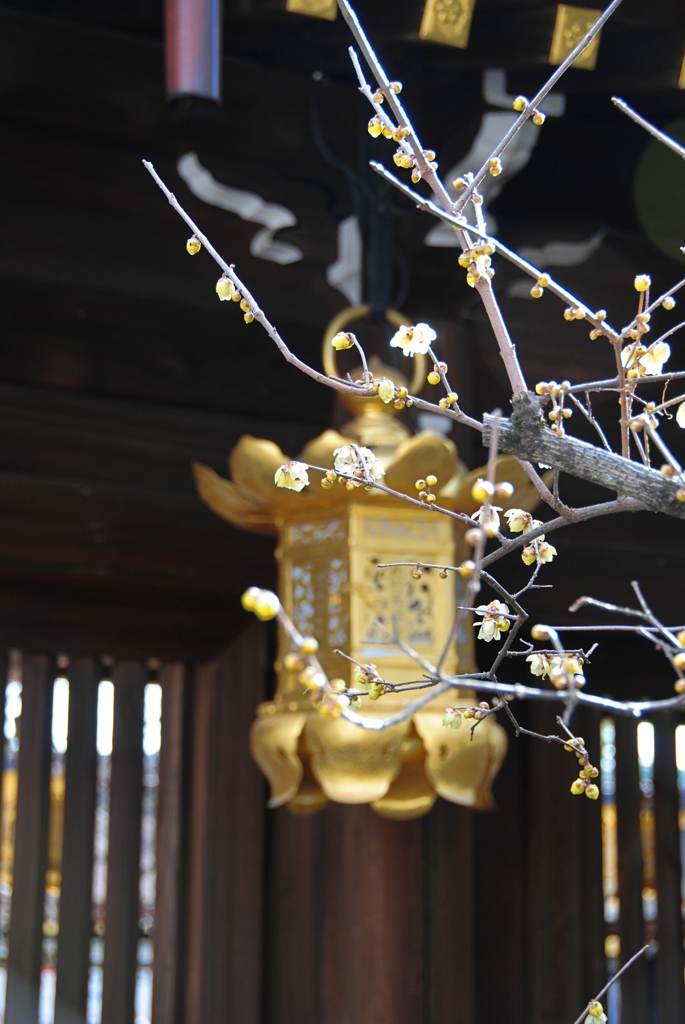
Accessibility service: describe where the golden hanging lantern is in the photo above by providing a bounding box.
[193,308,545,819]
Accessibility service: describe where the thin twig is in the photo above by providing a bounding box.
[571,946,649,1024]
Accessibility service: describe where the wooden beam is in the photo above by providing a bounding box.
[151,663,186,1024]
[101,661,146,1024]
[653,715,685,1021]
[5,654,55,1024]
[55,657,100,1024]
[183,623,267,1024]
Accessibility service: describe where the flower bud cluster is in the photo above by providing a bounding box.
[567,736,599,799]
[442,700,491,728]
[241,587,280,621]
[527,652,585,689]
[414,474,438,505]
[535,379,572,436]
[457,241,496,288]
[529,273,551,299]
[215,274,254,322]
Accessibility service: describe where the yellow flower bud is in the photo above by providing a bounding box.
[186,235,201,255]
[588,1002,604,1018]
[415,479,427,491]
[512,95,528,111]
[216,275,235,301]
[674,652,685,669]
[563,308,575,321]
[458,560,476,577]
[471,478,494,503]
[241,587,261,612]
[426,474,438,487]
[677,630,685,646]
[662,295,676,310]
[585,783,600,800]
[571,778,587,795]
[427,370,441,385]
[283,651,304,672]
[253,590,280,621]
[426,494,436,503]
[331,331,354,351]
[464,527,482,546]
[390,80,403,94]
[488,158,502,176]
[530,285,544,299]
[300,636,319,654]
[634,274,651,292]
[412,568,422,579]
[532,110,546,125]
[240,298,251,312]
[530,624,550,641]
[244,312,254,323]
[452,177,467,190]
[368,117,382,138]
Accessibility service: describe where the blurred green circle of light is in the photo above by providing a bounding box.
[635,119,685,266]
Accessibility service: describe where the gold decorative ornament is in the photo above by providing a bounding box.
[418,0,476,50]
[194,309,548,819]
[285,0,337,20]
[549,4,602,71]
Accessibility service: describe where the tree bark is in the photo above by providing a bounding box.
[482,393,685,519]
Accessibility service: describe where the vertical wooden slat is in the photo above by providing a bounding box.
[322,806,423,1024]
[579,708,605,1005]
[101,661,146,1024]
[263,809,323,1024]
[653,715,685,1022]
[424,801,475,1024]
[526,702,584,1024]
[615,715,648,1024]
[151,663,186,1024]
[6,653,54,1024]
[183,621,267,1024]
[55,657,99,1024]
[475,721,525,1024]
[182,660,214,1024]
[206,623,267,1023]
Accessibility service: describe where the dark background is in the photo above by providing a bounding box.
[0,0,682,688]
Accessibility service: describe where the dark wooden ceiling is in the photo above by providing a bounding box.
[0,0,683,676]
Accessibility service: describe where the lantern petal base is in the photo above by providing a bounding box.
[371,728,437,820]
[414,710,507,809]
[305,714,410,804]
[250,708,307,808]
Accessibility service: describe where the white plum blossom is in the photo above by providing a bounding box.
[474,600,511,642]
[621,340,671,376]
[471,504,503,533]
[274,461,310,492]
[389,322,437,357]
[504,508,534,533]
[522,539,557,565]
[526,652,562,679]
[641,340,671,375]
[333,445,384,484]
[377,378,395,404]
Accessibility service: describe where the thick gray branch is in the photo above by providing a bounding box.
[482,392,685,519]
